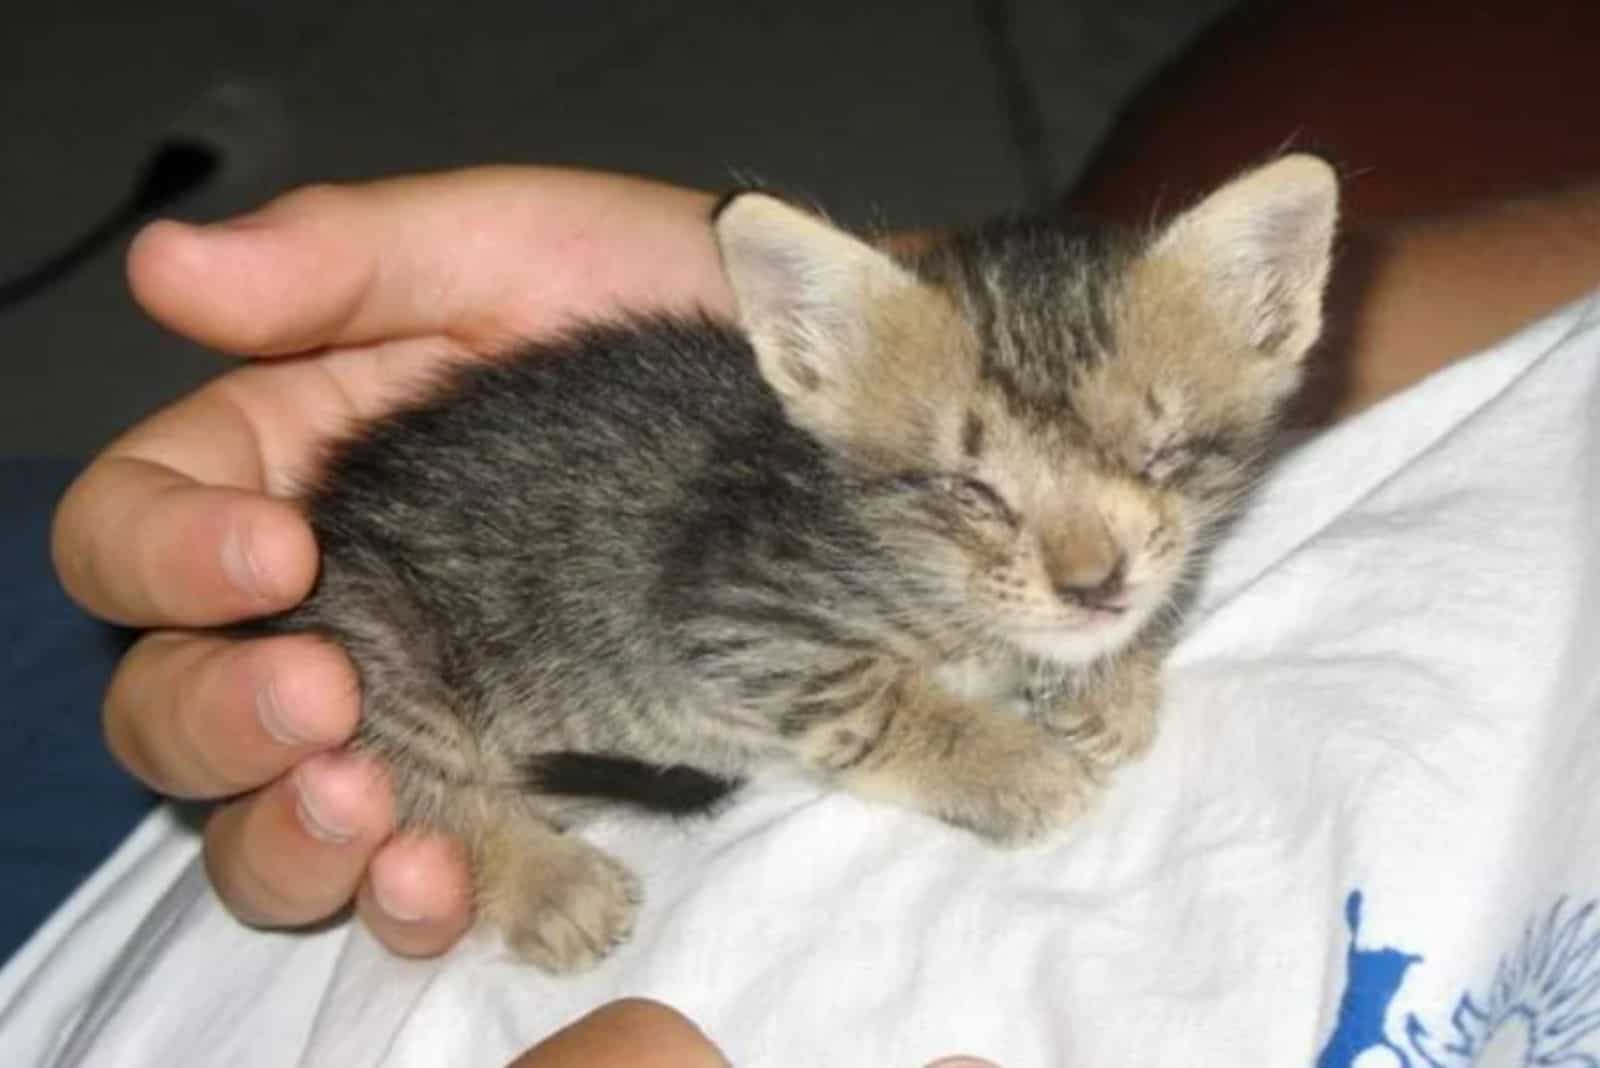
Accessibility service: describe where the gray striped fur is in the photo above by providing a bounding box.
[256,155,1339,971]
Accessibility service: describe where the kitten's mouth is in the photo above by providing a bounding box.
[1061,592,1134,625]
[1004,602,1148,664]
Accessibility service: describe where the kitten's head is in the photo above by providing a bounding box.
[715,155,1338,666]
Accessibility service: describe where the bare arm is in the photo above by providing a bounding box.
[1320,181,1600,421]
[1064,0,1600,423]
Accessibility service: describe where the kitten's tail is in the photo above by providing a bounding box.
[520,753,742,818]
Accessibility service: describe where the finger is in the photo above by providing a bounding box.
[505,999,730,1068]
[353,833,475,957]
[106,631,358,798]
[53,457,317,626]
[126,167,724,358]
[204,749,392,928]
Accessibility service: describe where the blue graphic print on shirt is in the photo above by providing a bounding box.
[1317,891,1600,1067]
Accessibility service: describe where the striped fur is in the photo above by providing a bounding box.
[255,155,1339,972]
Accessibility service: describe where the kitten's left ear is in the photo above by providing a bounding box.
[1152,154,1340,360]
[714,192,916,435]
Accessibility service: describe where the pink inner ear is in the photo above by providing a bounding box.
[1153,158,1338,359]
[723,237,807,330]
[1196,205,1336,358]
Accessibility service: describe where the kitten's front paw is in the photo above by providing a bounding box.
[1035,655,1161,781]
[837,679,1096,847]
[500,848,642,974]
[1073,709,1156,778]
[1043,701,1156,781]
[936,747,1093,848]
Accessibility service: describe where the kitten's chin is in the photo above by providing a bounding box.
[1004,609,1147,666]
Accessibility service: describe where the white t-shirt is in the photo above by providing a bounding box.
[5,288,1599,1068]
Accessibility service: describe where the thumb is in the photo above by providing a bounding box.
[126,167,726,360]
[126,184,419,357]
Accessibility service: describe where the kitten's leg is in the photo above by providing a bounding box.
[791,669,1092,846]
[392,765,640,973]
[1033,643,1163,780]
[470,805,642,973]
[349,658,641,973]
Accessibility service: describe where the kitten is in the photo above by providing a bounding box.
[256,155,1338,972]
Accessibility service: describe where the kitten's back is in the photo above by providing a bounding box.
[281,315,803,801]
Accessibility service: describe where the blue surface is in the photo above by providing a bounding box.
[0,457,157,963]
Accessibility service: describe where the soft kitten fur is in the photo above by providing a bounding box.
[257,155,1338,972]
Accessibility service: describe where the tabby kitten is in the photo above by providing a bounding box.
[260,155,1338,972]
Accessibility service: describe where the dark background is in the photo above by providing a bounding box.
[0,0,1233,459]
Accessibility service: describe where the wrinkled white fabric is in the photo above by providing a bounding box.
[5,289,1598,1068]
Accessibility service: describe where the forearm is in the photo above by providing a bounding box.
[1317,180,1600,420]
[1068,0,1600,229]
[1059,0,1600,421]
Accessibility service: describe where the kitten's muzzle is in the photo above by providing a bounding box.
[1053,556,1128,614]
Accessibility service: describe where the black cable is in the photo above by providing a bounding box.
[973,0,1057,210]
[0,138,221,309]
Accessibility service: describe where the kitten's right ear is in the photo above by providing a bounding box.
[1151,154,1340,362]
[714,192,915,436]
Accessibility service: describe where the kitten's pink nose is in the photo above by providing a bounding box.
[1054,555,1127,611]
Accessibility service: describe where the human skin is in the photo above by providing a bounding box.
[1069,0,1600,227]
[502,1000,731,1068]
[499,998,997,1068]
[1065,0,1600,421]
[53,167,729,955]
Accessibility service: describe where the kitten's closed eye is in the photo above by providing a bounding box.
[1139,434,1239,485]
[1140,440,1198,484]
[937,475,1017,526]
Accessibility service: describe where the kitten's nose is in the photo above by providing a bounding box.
[1054,556,1127,611]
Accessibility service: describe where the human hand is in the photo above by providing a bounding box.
[503,998,1000,1068]
[52,166,729,956]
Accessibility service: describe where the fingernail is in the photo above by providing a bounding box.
[293,766,356,845]
[371,877,427,924]
[255,675,307,746]
[222,521,273,603]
